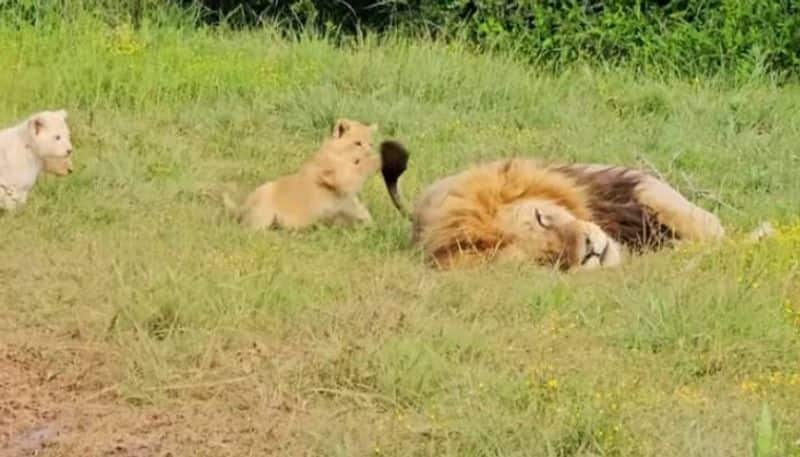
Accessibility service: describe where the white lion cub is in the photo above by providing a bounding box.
[0,109,74,211]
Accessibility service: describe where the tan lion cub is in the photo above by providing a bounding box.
[225,118,380,230]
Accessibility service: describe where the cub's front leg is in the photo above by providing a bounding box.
[0,184,27,213]
[330,196,373,227]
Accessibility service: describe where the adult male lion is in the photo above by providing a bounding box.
[379,140,727,271]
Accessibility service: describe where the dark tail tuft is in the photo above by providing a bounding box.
[380,140,411,219]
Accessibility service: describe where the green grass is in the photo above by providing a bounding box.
[2,10,800,457]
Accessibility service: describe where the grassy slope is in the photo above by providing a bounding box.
[2,12,800,456]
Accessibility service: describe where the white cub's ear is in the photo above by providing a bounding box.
[28,114,45,136]
[57,109,68,120]
[332,118,352,138]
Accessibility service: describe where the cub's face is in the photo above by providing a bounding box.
[499,199,621,271]
[28,110,74,159]
[315,118,381,195]
[338,146,381,195]
[330,118,378,154]
[317,145,381,197]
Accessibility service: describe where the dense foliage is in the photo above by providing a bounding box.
[185,0,800,78]
[3,0,799,78]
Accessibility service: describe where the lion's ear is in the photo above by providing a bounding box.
[28,115,45,136]
[332,119,352,138]
[57,109,68,120]
[317,167,338,191]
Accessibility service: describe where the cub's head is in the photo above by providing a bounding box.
[311,118,380,195]
[327,118,378,154]
[498,199,622,271]
[331,118,378,147]
[27,109,74,159]
[42,155,74,177]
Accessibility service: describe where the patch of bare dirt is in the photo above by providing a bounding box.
[0,341,310,456]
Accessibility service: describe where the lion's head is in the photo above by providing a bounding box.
[26,110,74,160]
[310,119,381,196]
[494,198,621,271]
[325,118,378,155]
[314,146,380,196]
[410,159,623,271]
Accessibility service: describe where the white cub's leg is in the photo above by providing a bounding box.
[0,184,27,212]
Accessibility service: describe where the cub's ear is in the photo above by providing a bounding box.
[28,115,45,136]
[369,123,378,133]
[332,118,352,138]
[57,109,68,120]
[317,167,338,191]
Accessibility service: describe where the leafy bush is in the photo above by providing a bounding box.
[2,0,799,78]
[182,0,800,78]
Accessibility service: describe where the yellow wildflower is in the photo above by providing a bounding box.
[740,380,759,393]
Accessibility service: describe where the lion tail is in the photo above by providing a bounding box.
[380,139,411,220]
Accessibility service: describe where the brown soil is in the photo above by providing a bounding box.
[0,341,308,457]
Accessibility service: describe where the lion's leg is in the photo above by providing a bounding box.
[634,175,725,242]
[240,204,279,230]
[352,198,373,223]
[0,185,26,212]
[238,185,281,230]
[334,197,373,225]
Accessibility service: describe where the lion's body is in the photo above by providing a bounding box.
[232,161,375,230]
[379,141,724,270]
[226,119,380,230]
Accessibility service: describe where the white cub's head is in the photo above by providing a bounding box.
[27,109,74,159]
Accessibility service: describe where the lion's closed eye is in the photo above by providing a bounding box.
[535,209,552,229]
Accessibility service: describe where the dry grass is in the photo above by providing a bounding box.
[2,8,800,456]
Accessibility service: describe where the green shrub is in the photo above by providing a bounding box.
[2,0,798,79]
[179,0,800,78]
